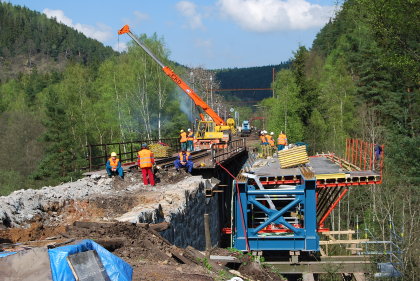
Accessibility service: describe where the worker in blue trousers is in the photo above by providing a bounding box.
[106,152,124,179]
[174,149,194,173]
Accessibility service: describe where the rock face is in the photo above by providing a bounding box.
[0,173,222,251]
[116,176,221,251]
[0,176,113,227]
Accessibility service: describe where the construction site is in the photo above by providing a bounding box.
[0,21,406,281]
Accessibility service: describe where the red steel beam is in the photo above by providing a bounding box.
[318,188,349,227]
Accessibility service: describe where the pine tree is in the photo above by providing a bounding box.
[32,89,82,184]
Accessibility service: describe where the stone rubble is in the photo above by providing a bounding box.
[0,173,206,228]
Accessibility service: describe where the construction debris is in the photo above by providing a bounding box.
[278,145,309,168]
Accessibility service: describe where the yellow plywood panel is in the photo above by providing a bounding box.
[316,173,347,180]
[278,146,309,168]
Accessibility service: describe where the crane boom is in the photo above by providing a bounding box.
[118,25,226,126]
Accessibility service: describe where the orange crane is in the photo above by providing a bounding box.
[118,25,235,148]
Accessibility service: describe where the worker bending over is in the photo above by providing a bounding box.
[277,131,288,150]
[174,149,193,173]
[179,129,187,151]
[187,128,194,152]
[266,132,275,147]
[138,143,155,186]
[106,152,124,179]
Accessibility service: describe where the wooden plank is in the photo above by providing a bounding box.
[320,239,369,245]
[353,273,366,281]
[321,230,356,235]
[315,173,347,180]
[302,273,315,281]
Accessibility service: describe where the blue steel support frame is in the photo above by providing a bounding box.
[233,177,319,251]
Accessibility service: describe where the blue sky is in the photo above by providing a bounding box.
[6,0,340,69]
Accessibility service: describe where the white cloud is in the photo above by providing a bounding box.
[176,1,204,30]
[218,0,335,32]
[133,10,149,22]
[43,8,113,42]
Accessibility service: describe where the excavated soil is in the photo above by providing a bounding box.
[0,169,285,281]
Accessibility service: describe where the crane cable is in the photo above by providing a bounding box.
[216,161,250,252]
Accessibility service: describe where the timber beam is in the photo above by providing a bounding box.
[265,260,371,273]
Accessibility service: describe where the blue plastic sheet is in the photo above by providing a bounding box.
[48,239,132,281]
[0,251,17,258]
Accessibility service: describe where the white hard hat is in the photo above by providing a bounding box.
[188,128,191,131]
[270,132,274,135]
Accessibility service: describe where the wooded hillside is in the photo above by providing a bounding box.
[260,0,419,277]
[0,2,115,81]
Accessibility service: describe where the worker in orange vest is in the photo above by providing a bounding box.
[277,131,288,150]
[174,149,193,173]
[259,131,268,145]
[266,132,275,147]
[137,143,155,186]
[106,152,124,179]
[179,129,187,151]
[187,128,194,152]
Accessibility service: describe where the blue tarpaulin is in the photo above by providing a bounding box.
[48,239,132,281]
[0,251,17,258]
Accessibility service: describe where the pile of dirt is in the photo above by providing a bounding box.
[63,222,224,281]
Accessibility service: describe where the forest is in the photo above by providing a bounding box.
[259,0,419,277]
[0,2,258,194]
[0,2,196,194]
[0,0,418,276]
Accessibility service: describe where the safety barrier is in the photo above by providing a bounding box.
[211,138,247,164]
[85,138,181,171]
[345,138,384,172]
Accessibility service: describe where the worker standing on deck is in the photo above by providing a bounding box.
[187,128,194,152]
[106,152,124,179]
[179,129,187,151]
[138,143,155,186]
[260,131,269,158]
[277,131,288,151]
[174,149,193,173]
[260,131,268,145]
[267,132,276,155]
[267,132,275,147]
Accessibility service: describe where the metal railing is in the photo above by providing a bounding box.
[85,138,180,171]
[211,138,247,164]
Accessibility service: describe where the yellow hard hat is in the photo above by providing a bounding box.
[111,152,117,157]
[180,129,184,133]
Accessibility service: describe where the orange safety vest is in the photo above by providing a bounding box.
[180,132,187,143]
[138,149,154,168]
[277,134,288,145]
[187,132,194,141]
[108,158,120,169]
[260,135,267,144]
[266,135,275,146]
[179,152,190,162]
